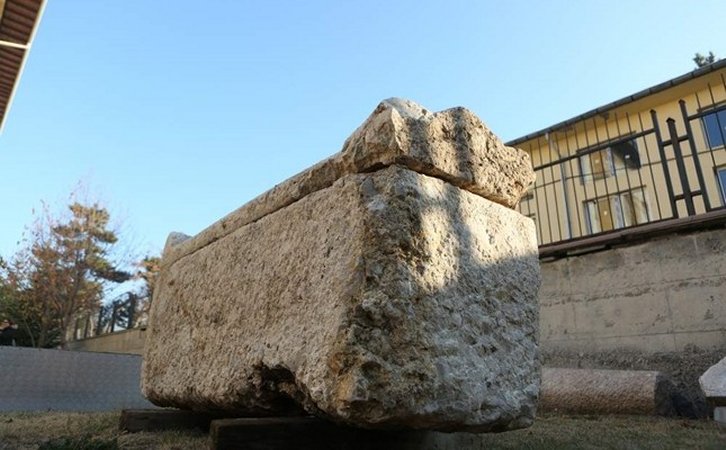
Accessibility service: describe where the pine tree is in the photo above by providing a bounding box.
[693,51,717,68]
[2,202,130,347]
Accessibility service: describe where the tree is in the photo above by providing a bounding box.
[137,255,161,301]
[1,254,53,347]
[693,52,717,68]
[0,267,37,346]
[131,255,161,327]
[2,201,131,348]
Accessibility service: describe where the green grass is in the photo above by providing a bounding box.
[0,412,724,449]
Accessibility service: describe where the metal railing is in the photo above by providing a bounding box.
[70,292,148,340]
[518,75,726,247]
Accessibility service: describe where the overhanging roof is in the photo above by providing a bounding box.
[0,0,45,133]
[507,58,726,147]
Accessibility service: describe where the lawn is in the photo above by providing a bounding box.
[0,412,724,450]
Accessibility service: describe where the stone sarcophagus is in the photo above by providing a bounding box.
[142,99,541,432]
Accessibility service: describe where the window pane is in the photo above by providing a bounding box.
[719,168,726,206]
[631,189,649,224]
[579,154,591,178]
[592,153,602,171]
[603,149,615,176]
[586,201,601,234]
[618,193,633,228]
[590,149,612,179]
[598,198,614,231]
[704,109,726,148]
[611,140,641,169]
[610,148,625,172]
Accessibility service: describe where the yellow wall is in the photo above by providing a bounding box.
[516,69,726,246]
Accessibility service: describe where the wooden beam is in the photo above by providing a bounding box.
[209,417,428,450]
[119,409,225,433]
[0,38,28,50]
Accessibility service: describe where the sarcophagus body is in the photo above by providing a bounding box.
[142,99,540,432]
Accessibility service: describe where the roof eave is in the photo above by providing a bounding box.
[506,58,726,147]
[0,0,46,134]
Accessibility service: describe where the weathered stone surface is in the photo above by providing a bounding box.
[700,356,726,402]
[161,98,534,269]
[541,347,715,418]
[540,368,677,415]
[142,165,540,431]
[340,98,534,208]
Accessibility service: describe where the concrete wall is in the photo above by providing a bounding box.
[540,227,726,353]
[67,327,146,355]
[68,228,726,357]
[0,346,156,412]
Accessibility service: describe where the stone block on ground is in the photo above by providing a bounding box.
[142,99,540,432]
[540,368,678,415]
[119,409,225,433]
[700,356,726,405]
[713,407,726,425]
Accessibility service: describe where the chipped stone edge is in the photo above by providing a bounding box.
[163,108,532,268]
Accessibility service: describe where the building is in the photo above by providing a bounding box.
[508,60,726,252]
[510,63,726,407]
[0,0,45,133]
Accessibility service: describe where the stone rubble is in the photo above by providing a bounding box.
[699,356,726,424]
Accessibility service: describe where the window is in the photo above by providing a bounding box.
[703,107,726,149]
[610,139,641,169]
[584,188,649,234]
[717,166,726,205]
[580,149,614,180]
[579,139,640,181]
[518,192,535,221]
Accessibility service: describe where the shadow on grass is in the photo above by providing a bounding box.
[38,435,118,450]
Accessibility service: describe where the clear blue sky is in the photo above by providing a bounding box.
[1,0,724,259]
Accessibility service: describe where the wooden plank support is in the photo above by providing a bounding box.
[210,416,434,450]
[120,409,225,433]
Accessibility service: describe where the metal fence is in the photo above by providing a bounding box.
[70,292,148,341]
[518,73,726,247]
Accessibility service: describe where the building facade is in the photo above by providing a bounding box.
[508,60,726,248]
